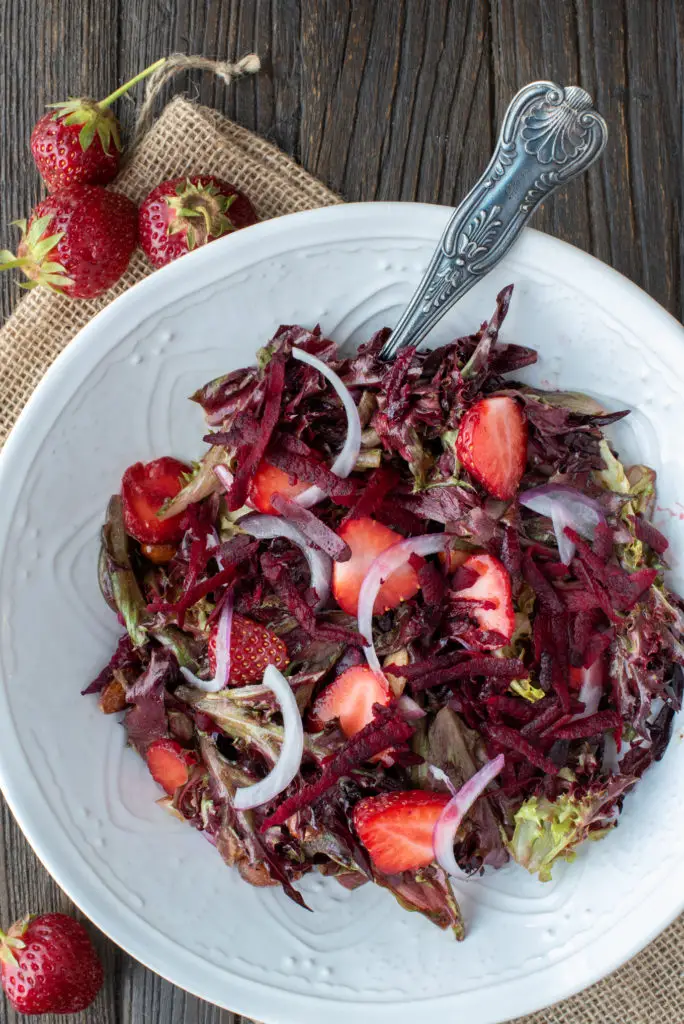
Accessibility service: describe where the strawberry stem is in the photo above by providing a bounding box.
[98,57,166,110]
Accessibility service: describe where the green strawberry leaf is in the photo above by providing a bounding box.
[26,214,55,248]
[32,233,64,261]
[78,119,97,152]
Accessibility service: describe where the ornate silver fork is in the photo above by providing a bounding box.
[379,81,608,361]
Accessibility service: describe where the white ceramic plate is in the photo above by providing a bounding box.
[0,203,683,1024]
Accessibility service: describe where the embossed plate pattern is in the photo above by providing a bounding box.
[0,204,682,1024]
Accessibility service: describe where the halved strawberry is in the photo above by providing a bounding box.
[310,665,390,736]
[121,457,190,544]
[208,612,289,685]
[146,738,197,795]
[456,396,527,500]
[248,460,310,515]
[332,517,422,616]
[454,552,514,646]
[353,790,450,874]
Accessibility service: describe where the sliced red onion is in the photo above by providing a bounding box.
[206,527,224,569]
[232,664,304,811]
[271,492,351,561]
[432,754,505,879]
[358,534,449,675]
[240,512,332,609]
[397,694,427,720]
[180,591,233,692]
[291,347,362,508]
[214,464,234,494]
[519,484,605,565]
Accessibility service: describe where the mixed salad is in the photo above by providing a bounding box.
[88,286,684,937]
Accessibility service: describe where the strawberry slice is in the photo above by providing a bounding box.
[146,738,197,795]
[332,517,422,616]
[456,396,527,500]
[353,790,450,874]
[310,665,390,736]
[248,460,309,515]
[455,552,514,646]
[208,612,289,685]
[121,457,190,544]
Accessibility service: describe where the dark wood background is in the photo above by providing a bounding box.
[0,1,682,1021]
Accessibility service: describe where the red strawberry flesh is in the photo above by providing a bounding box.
[332,517,422,616]
[456,395,527,500]
[453,552,514,646]
[310,665,390,736]
[248,460,309,515]
[121,457,190,544]
[353,790,450,874]
[146,738,197,795]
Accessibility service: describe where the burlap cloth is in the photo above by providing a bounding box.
[0,95,681,1024]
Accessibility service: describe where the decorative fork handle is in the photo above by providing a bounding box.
[379,81,608,361]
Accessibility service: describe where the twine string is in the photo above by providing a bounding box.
[131,52,261,151]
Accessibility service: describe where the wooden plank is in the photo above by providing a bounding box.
[0,3,683,1023]
[299,0,492,202]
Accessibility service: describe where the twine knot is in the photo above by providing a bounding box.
[132,52,261,150]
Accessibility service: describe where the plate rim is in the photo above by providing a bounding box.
[0,200,683,1023]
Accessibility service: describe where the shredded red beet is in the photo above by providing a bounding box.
[520,698,562,737]
[567,527,658,611]
[550,710,622,740]
[260,708,415,830]
[500,523,523,595]
[410,657,525,692]
[342,466,400,522]
[225,354,286,510]
[267,435,357,499]
[486,723,559,775]
[449,565,481,591]
[390,651,468,679]
[271,493,351,561]
[633,515,669,555]
[486,695,537,722]
[592,521,615,560]
[522,551,564,613]
[415,558,445,607]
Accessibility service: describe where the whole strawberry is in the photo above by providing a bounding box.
[0,185,138,299]
[0,912,103,1015]
[31,58,165,191]
[139,175,258,268]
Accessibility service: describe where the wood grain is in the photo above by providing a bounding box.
[0,2,682,1022]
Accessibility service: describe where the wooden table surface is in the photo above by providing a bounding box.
[0,1,682,1021]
